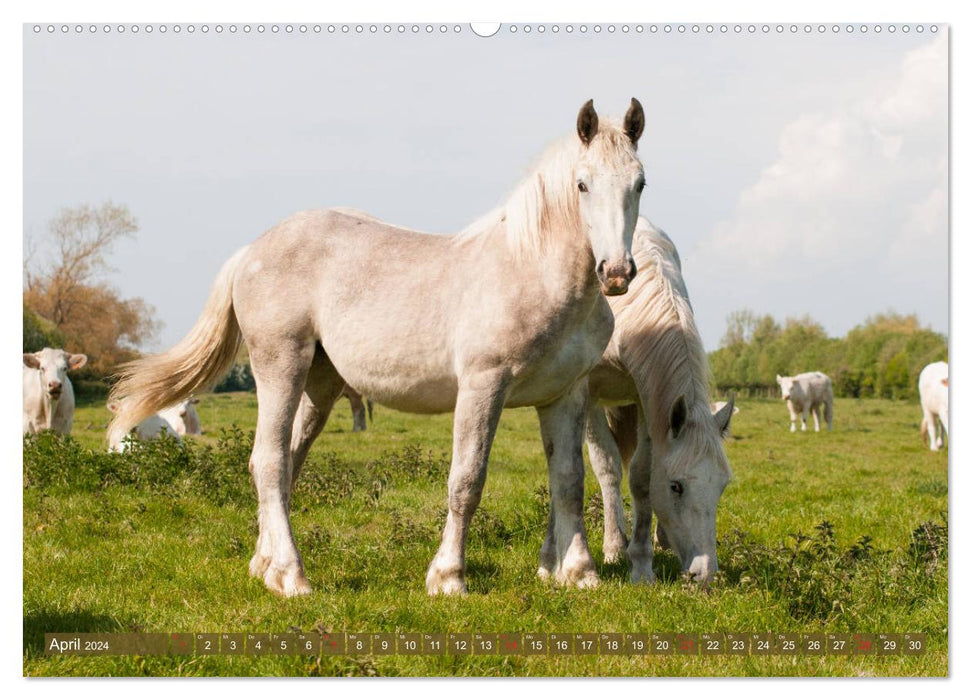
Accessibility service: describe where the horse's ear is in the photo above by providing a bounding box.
[623,97,645,146]
[776,374,783,383]
[670,395,688,439]
[713,395,735,439]
[23,353,40,369]
[576,99,599,146]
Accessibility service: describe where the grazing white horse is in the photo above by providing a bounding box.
[23,348,87,435]
[777,372,833,432]
[918,361,948,451]
[340,385,372,432]
[107,401,182,452]
[109,99,647,597]
[581,218,733,584]
[157,398,202,436]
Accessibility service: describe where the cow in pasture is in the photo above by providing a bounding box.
[776,371,834,432]
[107,401,182,452]
[710,400,740,437]
[918,361,948,451]
[158,398,202,436]
[23,348,88,435]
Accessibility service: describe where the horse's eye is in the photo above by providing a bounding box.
[670,481,684,496]
[635,180,646,193]
[578,182,588,193]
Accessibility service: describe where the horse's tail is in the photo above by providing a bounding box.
[920,416,928,445]
[108,246,250,447]
[605,404,639,467]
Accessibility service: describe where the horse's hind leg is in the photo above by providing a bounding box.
[344,386,368,432]
[924,409,939,451]
[812,404,821,432]
[247,340,316,596]
[426,374,507,595]
[289,345,346,491]
[627,411,656,583]
[585,406,628,564]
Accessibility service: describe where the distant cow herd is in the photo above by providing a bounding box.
[23,346,948,452]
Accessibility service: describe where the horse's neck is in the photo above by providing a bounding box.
[533,224,598,300]
[623,257,709,443]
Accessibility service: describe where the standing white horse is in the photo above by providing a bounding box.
[918,361,948,451]
[580,218,733,584]
[109,99,646,597]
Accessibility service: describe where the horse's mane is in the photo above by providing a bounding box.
[457,120,637,259]
[613,218,730,477]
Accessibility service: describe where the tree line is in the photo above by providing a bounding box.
[23,203,159,397]
[24,203,947,403]
[709,309,948,400]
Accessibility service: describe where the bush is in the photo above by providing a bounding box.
[214,364,256,393]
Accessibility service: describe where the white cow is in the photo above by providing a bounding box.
[23,347,88,435]
[709,401,740,437]
[918,361,948,451]
[776,371,834,432]
[157,398,202,436]
[107,401,182,452]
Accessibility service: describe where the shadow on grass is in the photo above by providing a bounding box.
[23,608,132,656]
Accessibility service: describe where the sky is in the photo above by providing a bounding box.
[23,24,948,352]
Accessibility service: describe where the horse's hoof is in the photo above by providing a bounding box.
[629,568,657,584]
[264,564,312,597]
[249,553,271,579]
[556,562,600,589]
[536,565,553,580]
[425,565,467,595]
[602,546,629,565]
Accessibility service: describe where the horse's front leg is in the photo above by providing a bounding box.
[800,404,809,432]
[812,404,821,432]
[536,381,599,589]
[787,400,798,433]
[585,405,629,564]
[627,413,656,583]
[426,376,507,595]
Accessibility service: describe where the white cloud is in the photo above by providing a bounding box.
[690,35,948,293]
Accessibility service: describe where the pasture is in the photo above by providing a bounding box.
[23,393,947,676]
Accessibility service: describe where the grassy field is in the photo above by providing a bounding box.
[23,393,948,677]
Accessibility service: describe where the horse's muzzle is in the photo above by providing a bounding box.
[597,256,637,297]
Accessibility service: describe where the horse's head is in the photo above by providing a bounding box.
[776,374,796,401]
[23,347,87,401]
[574,98,645,296]
[650,396,734,585]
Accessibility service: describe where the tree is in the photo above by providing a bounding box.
[23,202,160,377]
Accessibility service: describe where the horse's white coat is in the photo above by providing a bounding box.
[157,398,202,436]
[918,361,948,451]
[22,348,87,435]
[108,100,647,597]
[777,372,833,432]
[579,218,733,585]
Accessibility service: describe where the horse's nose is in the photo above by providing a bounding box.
[597,253,636,296]
[48,380,61,391]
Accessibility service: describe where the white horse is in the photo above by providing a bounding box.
[582,218,733,584]
[918,361,948,451]
[776,372,833,432]
[109,99,647,597]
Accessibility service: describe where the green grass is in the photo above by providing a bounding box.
[23,394,948,676]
